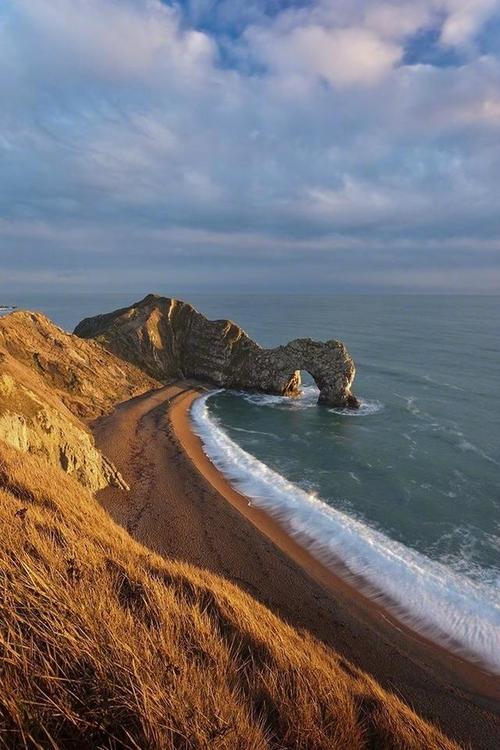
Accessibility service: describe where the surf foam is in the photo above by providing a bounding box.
[239,385,384,416]
[191,391,500,674]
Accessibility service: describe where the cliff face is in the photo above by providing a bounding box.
[75,295,359,408]
[0,367,126,492]
[0,312,158,490]
[0,311,158,419]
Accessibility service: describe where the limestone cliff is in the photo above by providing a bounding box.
[75,294,359,408]
[0,312,159,490]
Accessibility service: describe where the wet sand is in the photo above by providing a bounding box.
[94,382,500,750]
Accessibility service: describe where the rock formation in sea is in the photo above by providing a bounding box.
[74,294,359,408]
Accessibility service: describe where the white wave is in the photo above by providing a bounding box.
[459,440,500,467]
[330,399,384,417]
[396,394,500,467]
[423,374,466,392]
[395,393,421,416]
[190,392,500,674]
[236,385,384,416]
[238,384,320,409]
[230,426,282,439]
[239,392,291,406]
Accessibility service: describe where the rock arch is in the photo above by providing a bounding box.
[247,338,359,408]
[75,295,359,409]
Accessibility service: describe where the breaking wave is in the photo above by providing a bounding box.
[329,400,384,417]
[237,385,384,416]
[191,391,500,674]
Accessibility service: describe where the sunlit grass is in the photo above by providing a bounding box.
[0,443,459,749]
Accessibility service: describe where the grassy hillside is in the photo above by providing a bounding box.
[0,442,459,750]
[0,312,158,420]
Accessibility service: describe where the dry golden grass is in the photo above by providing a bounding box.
[0,312,158,420]
[0,442,460,750]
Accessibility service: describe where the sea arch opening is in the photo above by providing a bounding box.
[282,368,320,401]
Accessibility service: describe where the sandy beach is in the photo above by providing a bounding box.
[94,382,500,750]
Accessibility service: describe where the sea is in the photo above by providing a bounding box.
[4,292,500,672]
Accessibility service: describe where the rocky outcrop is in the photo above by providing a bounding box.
[75,294,359,408]
[0,312,160,491]
[0,311,159,419]
[0,371,127,492]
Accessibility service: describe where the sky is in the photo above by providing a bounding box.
[1,0,500,296]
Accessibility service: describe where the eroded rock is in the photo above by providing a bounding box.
[0,312,159,491]
[75,295,359,408]
[0,372,127,492]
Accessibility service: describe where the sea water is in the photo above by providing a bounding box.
[6,292,500,671]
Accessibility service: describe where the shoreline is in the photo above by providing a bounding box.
[171,385,500,707]
[94,382,500,750]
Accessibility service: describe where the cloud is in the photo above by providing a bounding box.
[0,0,499,294]
[246,24,402,86]
[364,3,434,38]
[440,0,498,46]
[7,0,216,83]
